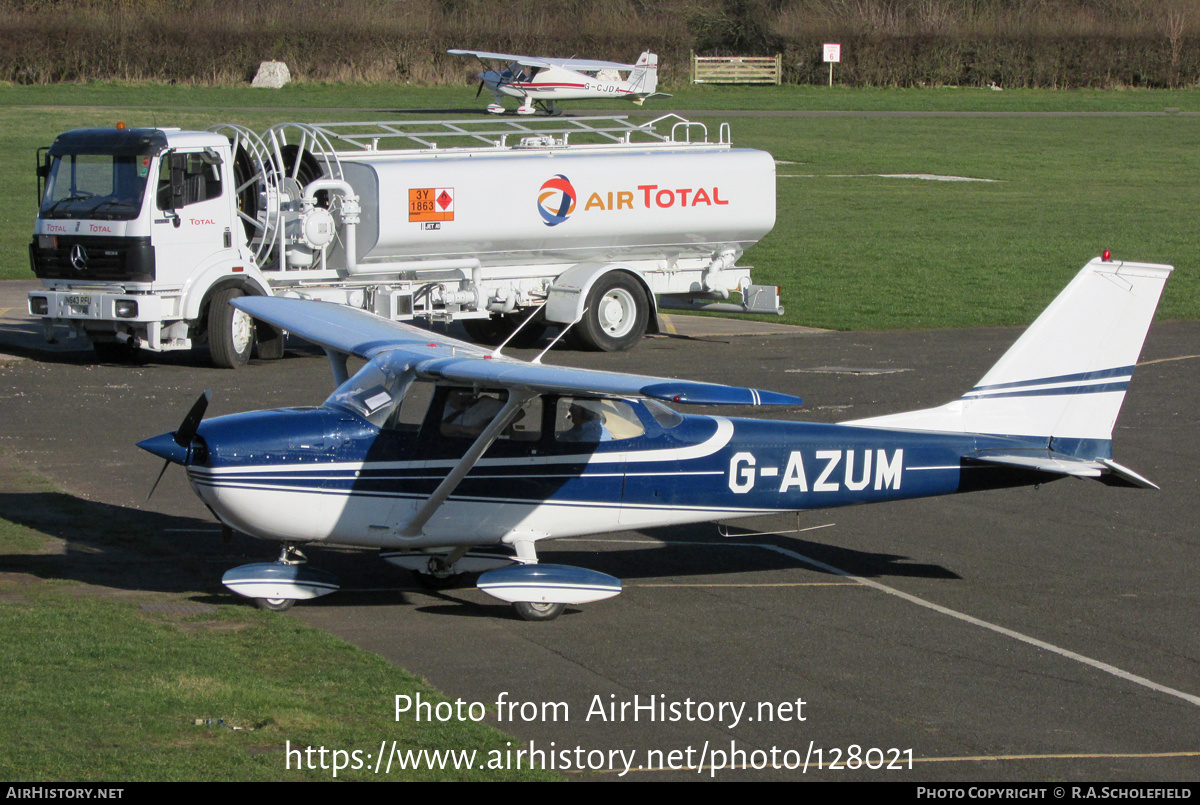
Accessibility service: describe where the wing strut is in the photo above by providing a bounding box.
[397,389,537,537]
[325,348,350,387]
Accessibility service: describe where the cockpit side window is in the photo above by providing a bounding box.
[500,396,542,442]
[440,389,507,439]
[382,380,435,434]
[433,387,543,442]
[642,398,684,429]
[554,397,645,443]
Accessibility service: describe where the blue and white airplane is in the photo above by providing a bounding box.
[139,257,1170,621]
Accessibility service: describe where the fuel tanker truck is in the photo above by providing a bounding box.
[28,114,780,367]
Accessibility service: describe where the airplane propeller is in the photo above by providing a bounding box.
[476,79,485,98]
[142,390,211,501]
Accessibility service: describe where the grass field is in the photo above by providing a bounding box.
[0,511,559,781]
[3,84,1194,329]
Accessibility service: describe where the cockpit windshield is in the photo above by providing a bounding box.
[40,152,152,221]
[324,358,414,428]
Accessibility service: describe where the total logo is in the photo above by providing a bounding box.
[537,175,576,227]
[537,174,729,227]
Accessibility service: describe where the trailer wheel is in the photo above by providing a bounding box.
[208,288,254,369]
[573,272,648,352]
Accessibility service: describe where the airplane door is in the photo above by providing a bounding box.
[550,398,632,534]
[381,382,437,532]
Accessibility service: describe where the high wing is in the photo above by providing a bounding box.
[448,49,635,72]
[233,297,802,407]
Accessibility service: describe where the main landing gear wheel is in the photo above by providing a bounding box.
[254,597,295,612]
[208,287,254,369]
[513,601,566,622]
[572,272,649,352]
[414,555,464,589]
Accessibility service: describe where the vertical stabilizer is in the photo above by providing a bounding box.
[845,258,1172,456]
[629,52,658,95]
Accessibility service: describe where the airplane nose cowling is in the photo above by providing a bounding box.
[137,432,192,465]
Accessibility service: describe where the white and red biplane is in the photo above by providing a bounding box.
[449,49,669,115]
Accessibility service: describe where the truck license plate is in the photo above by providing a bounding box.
[65,295,91,310]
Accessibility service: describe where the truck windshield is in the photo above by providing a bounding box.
[40,153,151,221]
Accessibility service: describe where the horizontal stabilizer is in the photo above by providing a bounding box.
[969,450,1104,477]
[1098,458,1159,489]
[967,450,1158,489]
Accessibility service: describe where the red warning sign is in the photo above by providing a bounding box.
[409,187,454,222]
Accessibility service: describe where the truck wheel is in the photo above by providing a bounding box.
[208,288,254,369]
[572,273,648,352]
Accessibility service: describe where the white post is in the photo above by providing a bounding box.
[823,43,841,87]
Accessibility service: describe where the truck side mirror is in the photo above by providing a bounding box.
[169,153,186,210]
[35,147,50,205]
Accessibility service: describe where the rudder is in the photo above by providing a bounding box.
[845,257,1172,458]
[629,52,658,95]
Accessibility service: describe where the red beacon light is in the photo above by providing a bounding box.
[1102,250,1112,262]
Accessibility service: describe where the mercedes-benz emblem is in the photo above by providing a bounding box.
[70,243,88,271]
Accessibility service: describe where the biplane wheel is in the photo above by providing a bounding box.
[208,287,254,369]
[254,597,295,612]
[572,272,648,352]
[512,601,566,622]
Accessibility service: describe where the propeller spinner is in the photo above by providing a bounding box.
[139,391,211,500]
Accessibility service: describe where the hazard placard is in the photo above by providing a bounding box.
[410,187,454,222]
